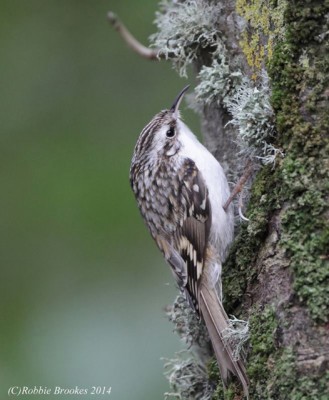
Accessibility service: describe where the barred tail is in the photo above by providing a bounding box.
[199,285,249,398]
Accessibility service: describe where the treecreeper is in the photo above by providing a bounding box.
[130,86,249,397]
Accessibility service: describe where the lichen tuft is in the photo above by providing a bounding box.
[163,353,213,400]
[151,0,224,77]
[152,0,280,165]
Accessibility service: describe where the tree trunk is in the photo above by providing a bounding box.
[151,1,329,399]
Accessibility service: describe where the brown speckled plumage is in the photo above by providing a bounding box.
[129,87,249,397]
[131,145,209,309]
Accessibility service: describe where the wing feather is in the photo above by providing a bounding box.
[165,158,211,311]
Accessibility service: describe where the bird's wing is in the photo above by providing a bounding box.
[156,158,211,311]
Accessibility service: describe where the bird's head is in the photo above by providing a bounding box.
[132,85,190,162]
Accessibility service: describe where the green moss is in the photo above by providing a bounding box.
[267,349,329,399]
[223,165,278,312]
[247,306,277,395]
[267,0,329,322]
[279,152,329,320]
[156,1,329,397]
[208,361,239,400]
[243,308,328,399]
[212,384,240,400]
[211,306,278,399]
[222,2,329,395]
[207,358,220,385]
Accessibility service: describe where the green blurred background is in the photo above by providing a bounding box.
[0,1,199,399]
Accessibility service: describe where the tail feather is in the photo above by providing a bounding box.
[199,285,249,398]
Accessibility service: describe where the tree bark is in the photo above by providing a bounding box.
[151,0,329,399]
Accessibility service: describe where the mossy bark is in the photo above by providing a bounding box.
[189,1,329,399]
[151,0,328,398]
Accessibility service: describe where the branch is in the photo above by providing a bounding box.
[223,160,254,212]
[107,11,162,60]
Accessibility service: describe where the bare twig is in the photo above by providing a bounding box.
[107,11,161,60]
[238,193,249,222]
[223,160,254,212]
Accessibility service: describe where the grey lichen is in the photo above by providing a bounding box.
[151,0,224,77]
[167,292,210,351]
[194,57,280,163]
[151,0,280,165]
[165,293,249,399]
[149,0,289,398]
[163,353,213,400]
[147,0,329,398]
[222,316,249,362]
[164,293,213,399]
[194,57,242,104]
[224,76,282,164]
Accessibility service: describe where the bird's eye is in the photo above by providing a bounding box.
[166,127,175,138]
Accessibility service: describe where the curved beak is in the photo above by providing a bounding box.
[170,85,190,117]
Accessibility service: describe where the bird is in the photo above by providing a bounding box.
[129,86,249,397]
